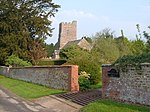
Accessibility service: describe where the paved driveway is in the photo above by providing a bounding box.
[0,87,54,112]
[0,86,81,112]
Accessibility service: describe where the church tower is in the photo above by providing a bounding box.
[58,21,77,49]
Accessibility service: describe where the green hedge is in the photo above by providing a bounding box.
[113,53,150,66]
[37,60,66,66]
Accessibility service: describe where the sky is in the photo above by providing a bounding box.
[45,0,150,44]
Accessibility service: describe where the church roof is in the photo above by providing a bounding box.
[63,39,81,48]
[62,37,92,51]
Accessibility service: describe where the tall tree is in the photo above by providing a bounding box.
[131,38,146,55]
[115,36,132,57]
[143,26,150,52]
[45,43,55,57]
[92,29,120,63]
[0,0,60,65]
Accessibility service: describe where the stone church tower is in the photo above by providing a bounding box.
[58,21,77,49]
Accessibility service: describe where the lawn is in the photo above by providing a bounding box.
[80,100,150,112]
[0,75,65,100]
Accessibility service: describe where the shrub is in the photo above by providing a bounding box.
[5,55,32,67]
[79,71,91,91]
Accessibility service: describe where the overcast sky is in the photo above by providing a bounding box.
[45,0,150,44]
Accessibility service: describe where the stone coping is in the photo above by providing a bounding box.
[0,65,78,69]
[102,63,150,67]
[101,64,111,67]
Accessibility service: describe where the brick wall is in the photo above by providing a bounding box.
[102,63,150,106]
[0,65,79,92]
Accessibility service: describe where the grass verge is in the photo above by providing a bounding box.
[0,75,65,100]
[80,100,150,112]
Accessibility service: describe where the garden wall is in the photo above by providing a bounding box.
[0,65,79,92]
[102,63,150,106]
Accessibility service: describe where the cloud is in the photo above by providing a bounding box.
[59,9,99,20]
[53,9,110,23]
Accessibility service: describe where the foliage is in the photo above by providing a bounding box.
[130,38,146,55]
[79,71,91,91]
[94,28,114,38]
[89,82,102,89]
[80,100,150,112]
[143,26,150,52]
[45,43,55,57]
[115,36,132,57]
[92,28,147,65]
[113,53,150,67]
[92,29,120,63]
[37,59,66,66]
[60,44,83,60]
[0,75,65,99]
[80,71,90,79]
[113,25,150,67]
[5,55,32,67]
[29,39,48,65]
[0,0,60,65]
[60,45,101,85]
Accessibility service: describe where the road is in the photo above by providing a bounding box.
[0,87,54,112]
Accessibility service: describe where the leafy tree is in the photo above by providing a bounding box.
[92,29,120,63]
[60,45,101,85]
[0,0,60,65]
[143,26,150,52]
[131,38,146,55]
[45,43,55,57]
[136,24,142,39]
[115,36,132,57]
[29,39,47,65]
[94,28,114,38]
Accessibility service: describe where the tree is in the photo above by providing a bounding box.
[131,38,146,55]
[29,39,47,65]
[92,29,120,63]
[60,45,101,85]
[0,0,60,65]
[45,43,55,57]
[143,26,150,52]
[94,28,114,38]
[115,36,132,57]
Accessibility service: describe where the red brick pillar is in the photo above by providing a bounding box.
[102,64,111,98]
[70,65,79,92]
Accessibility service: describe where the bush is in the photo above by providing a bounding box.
[79,71,91,91]
[5,55,32,67]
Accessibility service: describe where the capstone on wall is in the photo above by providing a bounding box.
[0,65,79,91]
[102,63,150,106]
